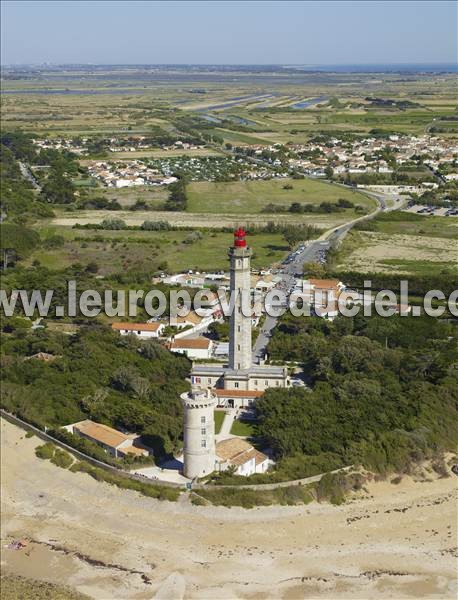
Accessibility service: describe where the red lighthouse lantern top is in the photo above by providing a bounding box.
[234,227,247,247]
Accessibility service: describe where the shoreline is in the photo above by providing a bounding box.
[2,418,457,599]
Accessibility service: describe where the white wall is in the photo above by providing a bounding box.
[171,346,211,360]
[119,327,163,339]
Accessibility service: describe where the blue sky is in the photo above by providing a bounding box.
[1,1,456,65]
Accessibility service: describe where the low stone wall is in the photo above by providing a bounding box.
[193,466,353,491]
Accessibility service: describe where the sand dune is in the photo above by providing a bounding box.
[1,419,457,599]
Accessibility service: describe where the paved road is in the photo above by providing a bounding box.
[252,191,403,364]
[252,237,331,363]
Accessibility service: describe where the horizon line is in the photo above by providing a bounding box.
[2,61,457,67]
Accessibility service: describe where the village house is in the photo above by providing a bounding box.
[290,278,346,321]
[169,311,220,336]
[214,388,263,409]
[65,419,149,458]
[215,437,269,476]
[111,322,164,338]
[169,337,214,360]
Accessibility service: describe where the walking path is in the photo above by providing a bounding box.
[216,410,236,440]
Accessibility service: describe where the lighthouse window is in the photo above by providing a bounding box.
[201,439,206,448]
[238,326,241,332]
[201,416,206,424]
[237,344,240,351]
[234,382,239,388]
[201,428,206,435]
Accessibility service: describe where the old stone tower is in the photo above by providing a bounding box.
[180,389,217,479]
[228,227,252,371]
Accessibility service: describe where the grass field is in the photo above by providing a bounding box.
[187,178,374,214]
[335,230,458,276]
[230,418,257,437]
[29,226,291,273]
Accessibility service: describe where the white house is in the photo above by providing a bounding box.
[169,337,213,360]
[111,322,164,338]
[255,279,276,293]
[215,438,269,476]
[114,178,133,188]
[295,278,346,321]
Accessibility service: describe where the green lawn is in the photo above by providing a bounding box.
[230,418,257,437]
[187,178,373,214]
[214,410,225,434]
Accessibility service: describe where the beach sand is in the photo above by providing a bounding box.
[1,419,457,599]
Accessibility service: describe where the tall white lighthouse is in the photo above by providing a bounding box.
[228,228,252,371]
[189,228,290,406]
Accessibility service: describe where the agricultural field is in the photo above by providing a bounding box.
[187,178,375,214]
[28,226,291,274]
[3,68,456,143]
[0,92,173,135]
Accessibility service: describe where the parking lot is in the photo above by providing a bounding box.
[403,203,458,217]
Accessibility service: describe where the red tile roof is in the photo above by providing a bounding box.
[214,389,264,398]
[170,338,211,350]
[308,278,340,289]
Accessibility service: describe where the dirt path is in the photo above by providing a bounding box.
[2,419,457,599]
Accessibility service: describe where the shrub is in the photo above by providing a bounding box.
[100,217,127,230]
[42,234,65,249]
[190,494,207,506]
[141,220,170,231]
[50,448,73,469]
[315,472,346,505]
[431,459,449,478]
[35,442,55,460]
